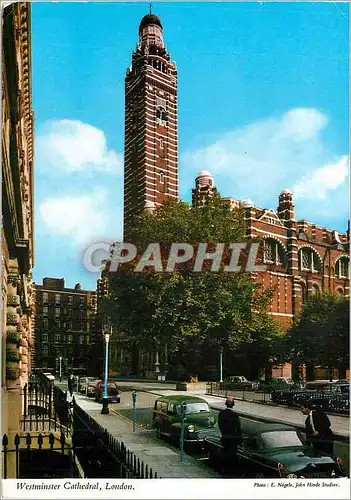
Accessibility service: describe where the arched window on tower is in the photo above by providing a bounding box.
[262,239,287,267]
[336,287,344,297]
[299,247,322,274]
[156,107,167,126]
[335,257,350,278]
[159,171,164,184]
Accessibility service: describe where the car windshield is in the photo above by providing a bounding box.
[176,403,210,414]
[261,431,303,449]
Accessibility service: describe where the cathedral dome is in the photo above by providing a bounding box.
[196,170,213,178]
[241,199,254,208]
[139,14,163,33]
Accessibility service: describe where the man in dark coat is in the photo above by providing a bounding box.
[68,374,74,398]
[218,397,242,474]
[301,404,334,454]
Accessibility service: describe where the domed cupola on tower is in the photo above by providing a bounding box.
[124,10,178,238]
[192,171,216,208]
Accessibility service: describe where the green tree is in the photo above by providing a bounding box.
[283,292,349,377]
[103,195,278,376]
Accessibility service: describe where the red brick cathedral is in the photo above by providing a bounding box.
[123,13,178,238]
[112,12,349,379]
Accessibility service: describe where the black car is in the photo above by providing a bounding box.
[204,421,346,478]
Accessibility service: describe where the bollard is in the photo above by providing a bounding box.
[132,391,137,432]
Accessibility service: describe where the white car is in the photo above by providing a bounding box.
[43,372,55,381]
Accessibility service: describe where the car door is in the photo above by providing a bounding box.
[238,436,272,478]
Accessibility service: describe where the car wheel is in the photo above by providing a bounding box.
[117,397,120,403]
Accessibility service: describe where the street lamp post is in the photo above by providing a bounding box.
[59,356,62,382]
[219,347,223,383]
[101,325,112,415]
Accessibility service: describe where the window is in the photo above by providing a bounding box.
[42,333,48,343]
[55,308,60,318]
[68,322,73,331]
[159,171,164,184]
[335,257,349,278]
[55,320,60,329]
[43,292,48,303]
[299,248,322,273]
[55,294,60,304]
[260,431,303,450]
[159,138,165,149]
[68,348,73,357]
[68,295,73,305]
[80,322,85,331]
[43,319,48,329]
[43,306,48,316]
[79,335,84,345]
[263,239,287,267]
[80,296,85,305]
[43,346,48,356]
[311,284,320,296]
[68,334,73,343]
[176,403,210,415]
[55,334,60,343]
[156,107,167,126]
[79,310,85,320]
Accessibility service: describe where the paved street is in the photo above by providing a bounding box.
[110,380,349,439]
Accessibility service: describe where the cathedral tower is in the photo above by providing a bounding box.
[123,12,178,238]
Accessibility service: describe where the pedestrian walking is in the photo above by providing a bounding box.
[218,396,242,475]
[300,404,334,454]
[68,374,74,398]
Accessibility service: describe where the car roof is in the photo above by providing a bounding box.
[241,420,296,437]
[155,395,208,404]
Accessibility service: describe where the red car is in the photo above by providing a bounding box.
[94,380,121,404]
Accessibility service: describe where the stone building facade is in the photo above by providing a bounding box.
[1,0,35,465]
[123,13,178,237]
[34,278,97,375]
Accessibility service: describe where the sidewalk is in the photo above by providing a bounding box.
[73,392,220,479]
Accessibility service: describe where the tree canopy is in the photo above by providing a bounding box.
[282,292,349,371]
[101,195,283,375]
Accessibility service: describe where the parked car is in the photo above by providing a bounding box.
[204,420,346,478]
[293,382,350,414]
[86,378,101,397]
[259,377,294,393]
[152,395,217,450]
[223,376,259,391]
[42,372,55,382]
[94,380,121,404]
[78,376,96,394]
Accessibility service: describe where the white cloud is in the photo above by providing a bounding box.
[36,120,122,174]
[181,108,348,221]
[293,155,349,200]
[38,189,122,246]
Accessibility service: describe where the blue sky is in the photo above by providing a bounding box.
[32,1,349,290]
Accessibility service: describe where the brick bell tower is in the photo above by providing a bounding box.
[123,11,178,239]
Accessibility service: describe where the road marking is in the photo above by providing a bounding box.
[109,407,147,429]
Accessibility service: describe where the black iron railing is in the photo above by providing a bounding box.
[72,400,158,479]
[2,431,81,479]
[206,382,349,415]
[21,382,73,435]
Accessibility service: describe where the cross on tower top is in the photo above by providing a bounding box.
[149,3,152,15]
